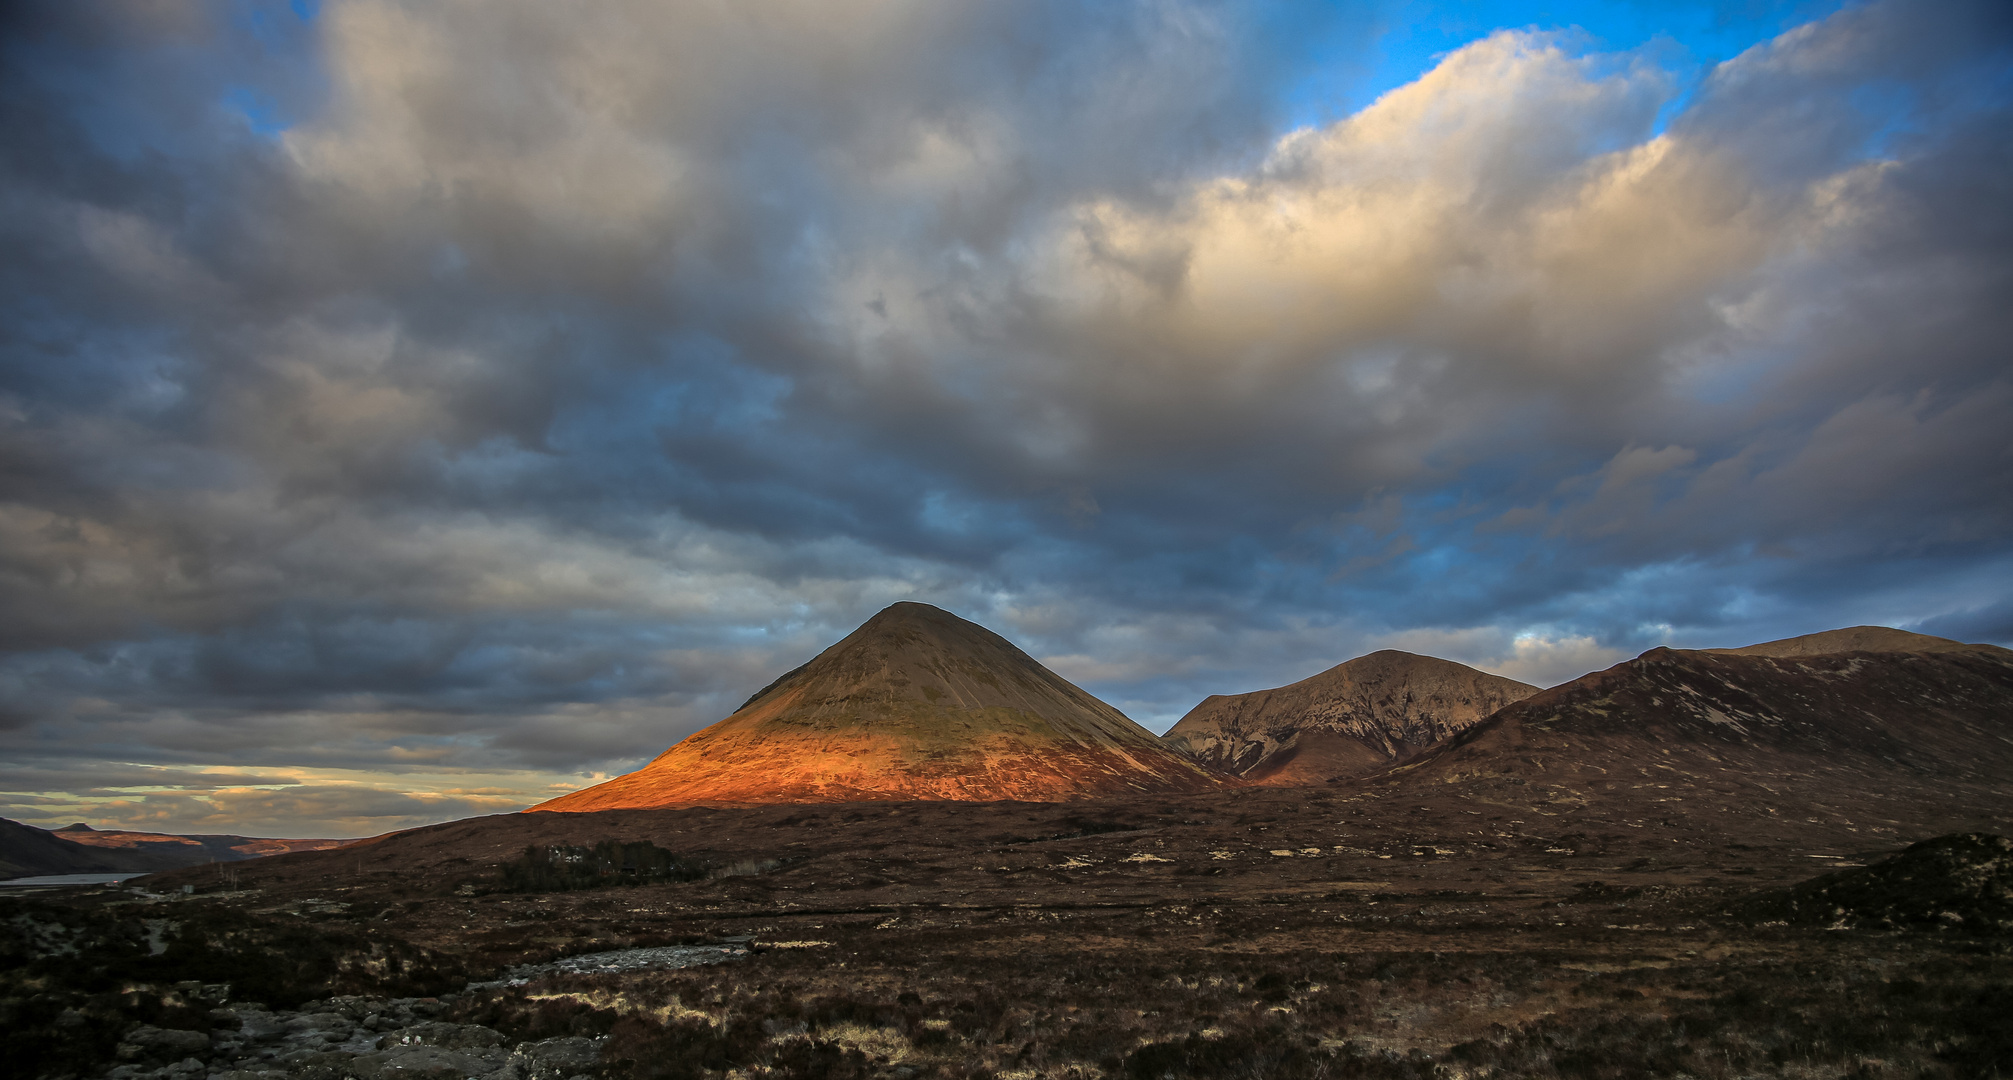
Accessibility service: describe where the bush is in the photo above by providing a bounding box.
[496,841,705,893]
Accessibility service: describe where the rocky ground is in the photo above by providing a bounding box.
[109,993,602,1080]
[7,785,2011,1079]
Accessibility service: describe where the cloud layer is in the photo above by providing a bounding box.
[2,0,2008,835]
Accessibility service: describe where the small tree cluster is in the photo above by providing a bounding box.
[497,841,704,893]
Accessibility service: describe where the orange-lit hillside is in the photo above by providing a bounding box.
[531,603,1226,810]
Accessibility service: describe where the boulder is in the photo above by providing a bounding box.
[348,1043,512,1080]
[115,1025,211,1062]
[510,1036,603,1079]
[379,1021,506,1051]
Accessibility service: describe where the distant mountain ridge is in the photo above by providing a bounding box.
[1707,625,2013,659]
[1377,643,2013,805]
[1160,650,1538,784]
[1159,624,2010,789]
[0,818,170,879]
[532,602,1226,810]
[51,823,348,862]
[0,819,349,880]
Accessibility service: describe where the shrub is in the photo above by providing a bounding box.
[496,841,705,893]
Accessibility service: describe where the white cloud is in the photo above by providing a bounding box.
[1370,626,1632,688]
[1,0,2007,834]
[1486,633,1634,688]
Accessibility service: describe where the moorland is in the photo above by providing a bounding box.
[7,611,2012,1080]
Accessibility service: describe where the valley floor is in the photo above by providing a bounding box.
[8,784,2010,1080]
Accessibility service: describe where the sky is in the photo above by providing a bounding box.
[1,0,2009,839]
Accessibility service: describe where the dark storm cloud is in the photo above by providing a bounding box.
[1,0,2008,834]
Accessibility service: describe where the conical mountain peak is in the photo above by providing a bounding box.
[534,604,1223,810]
[727,602,1132,728]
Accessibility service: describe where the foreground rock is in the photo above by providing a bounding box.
[89,942,758,1080]
[106,995,606,1080]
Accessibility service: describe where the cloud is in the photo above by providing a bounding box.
[1488,634,1635,689]
[0,0,2008,833]
[26,783,527,840]
[1374,626,1634,689]
[0,759,561,838]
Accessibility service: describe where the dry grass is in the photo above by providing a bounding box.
[28,787,2013,1079]
[441,914,2012,1080]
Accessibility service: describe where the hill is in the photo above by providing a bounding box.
[1160,651,1537,784]
[1372,643,2013,837]
[1707,625,2013,658]
[0,818,179,879]
[0,819,350,880]
[531,602,1225,810]
[50,823,348,862]
[0,816,352,884]
[1742,832,2013,934]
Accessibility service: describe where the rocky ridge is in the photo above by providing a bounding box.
[1706,625,2013,659]
[1160,650,1537,784]
[1375,644,2013,817]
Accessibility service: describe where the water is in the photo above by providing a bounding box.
[498,943,750,984]
[0,873,149,890]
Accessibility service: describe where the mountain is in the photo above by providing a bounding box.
[0,819,352,880]
[1707,625,2013,659]
[1159,651,1538,785]
[50,823,349,862]
[1374,638,2013,829]
[0,818,170,878]
[531,602,1226,810]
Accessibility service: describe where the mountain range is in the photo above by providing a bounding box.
[0,820,349,880]
[83,613,2009,1080]
[1377,629,2013,809]
[16,610,2010,874]
[533,608,2013,815]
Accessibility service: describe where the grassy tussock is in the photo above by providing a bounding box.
[445,935,2012,1080]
